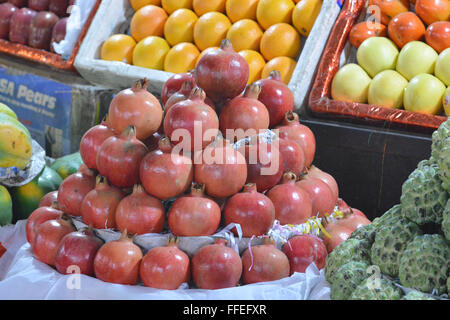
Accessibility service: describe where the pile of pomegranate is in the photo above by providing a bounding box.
[27,39,371,290]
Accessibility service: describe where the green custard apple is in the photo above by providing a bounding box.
[401,160,448,225]
[442,199,450,241]
[330,261,370,300]
[431,118,450,193]
[401,290,436,300]
[398,234,450,295]
[325,238,372,284]
[350,278,403,300]
[349,221,378,244]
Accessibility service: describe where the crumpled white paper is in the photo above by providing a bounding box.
[53,0,97,58]
[0,221,331,300]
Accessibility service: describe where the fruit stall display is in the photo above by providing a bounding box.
[309,0,449,131]
[0,0,101,71]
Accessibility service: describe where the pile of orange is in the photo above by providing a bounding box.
[100,0,323,84]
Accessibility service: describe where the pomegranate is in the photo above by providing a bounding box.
[0,2,17,39]
[195,39,249,104]
[54,226,104,276]
[93,229,143,285]
[276,111,316,168]
[28,11,59,50]
[26,204,62,245]
[336,198,351,214]
[278,136,306,176]
[32,213,75,266]
[237,139,284,192]
[139,237,190,290]
[81,176,125,229]
[219,83,270,139]
[336,211,371,231]
[139,137,193,200]
[168,183,221,236]
[49,0,70,17]
[28,0,49,11]
[50,17,66,52]
[143,129,164,152]
[296,177,337,218]
[282,234,328,273]
[161,71,196,106]
[79,116,115,171]
[266,172,313,225]
[192,239,242,289]
[351,208,369,219]
[322,223,354,253]
[164,87,219,152]
[194,138,247,198]
[57,167,96,216]
[38,190,58,208]
[306,165,339,200]
[7,0,26,7]
[254,71,294,127]
[224,183,275,237]
[164,80,193,113]
[108,79,163,140]
[96,126,148,188]
[115,184,165,235]
[9,7,36,44]
[241,238,290,284]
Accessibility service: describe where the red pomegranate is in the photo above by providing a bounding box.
[254,71,294,127]
[168,183,221,236]
[336,198,352,214]
[139,137,193,200]
[161,71,196,106]
[108,79,163,140]
[115,184,165,235]
[81,176,125,229]
[96,126,148,188]
[242,238,290,284]
[266,172,313,225]
[38,190,58,208]
[322,222,354,253]
[164,87,219,152]
[192,239,243,289]
[49,0,71,17]
[32,213,75,266]
[9,7,37,45]
[306,165,339,200]
[79,117,115,171]
[194,138,247,198]
[164,80,194,113]
[195,39,249,104]
[54,226,104,276]
[93,229,143,285]
[26,204,62,245]
[219,83,270,139]
[57,167,96,216]
[0,2,17,39]
[28,11,59,50]
[28,0,49,11]
[276,111,316,167]
[296,177,337,218]
[224,183,275,237]
[139,237,190,290]
[142,129,164,152]
[278,136,306,176]
[282,234,328,273]
[335,211,371,231]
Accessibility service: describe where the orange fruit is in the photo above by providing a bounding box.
[164,9,198,46]
[292,0,322,37]
[260,23,301,60]
[193,0,226,16]
[164,43,200,73]
[225,0,259,22]
[261,56,297,84]
[196,46,219,66]
[130,5,168,42]
[161,0,193,14]
[415,0,450,26]
[193,12,231,51]
[256,0,295,30]
[238,50,266,84]
[226,19,263,52]
[129,0,162,11]
[101,34,136,64]
[133,36,171,70]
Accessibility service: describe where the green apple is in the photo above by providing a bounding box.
[356,37,399,78]
[331,63,371,103]
[396,41,438,81]
[435,48,450,86]
[444,87,450,116]
[368,70,408,109]
[404,74,446,115]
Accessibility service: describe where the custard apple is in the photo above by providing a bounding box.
[330,261,370,300]
[377,204,404,226]
[399,234,450,295]
[431,118,450,192]
[325,238,371,284]
[401,290,435,300]
[370,217,422,277]
[443,199,450,241]
[349,222,377,244]
[401,161,448,225]
[349,278,403,300]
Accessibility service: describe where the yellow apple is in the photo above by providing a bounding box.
[443,87,450,116]
[435,48,450,87]
[396,41,438,81]
[331,63,372,103]
[368,70,408,109]
[356,37,399,78]
[404,74,446,115]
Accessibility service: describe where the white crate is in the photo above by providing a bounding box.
[74,0,341,110]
